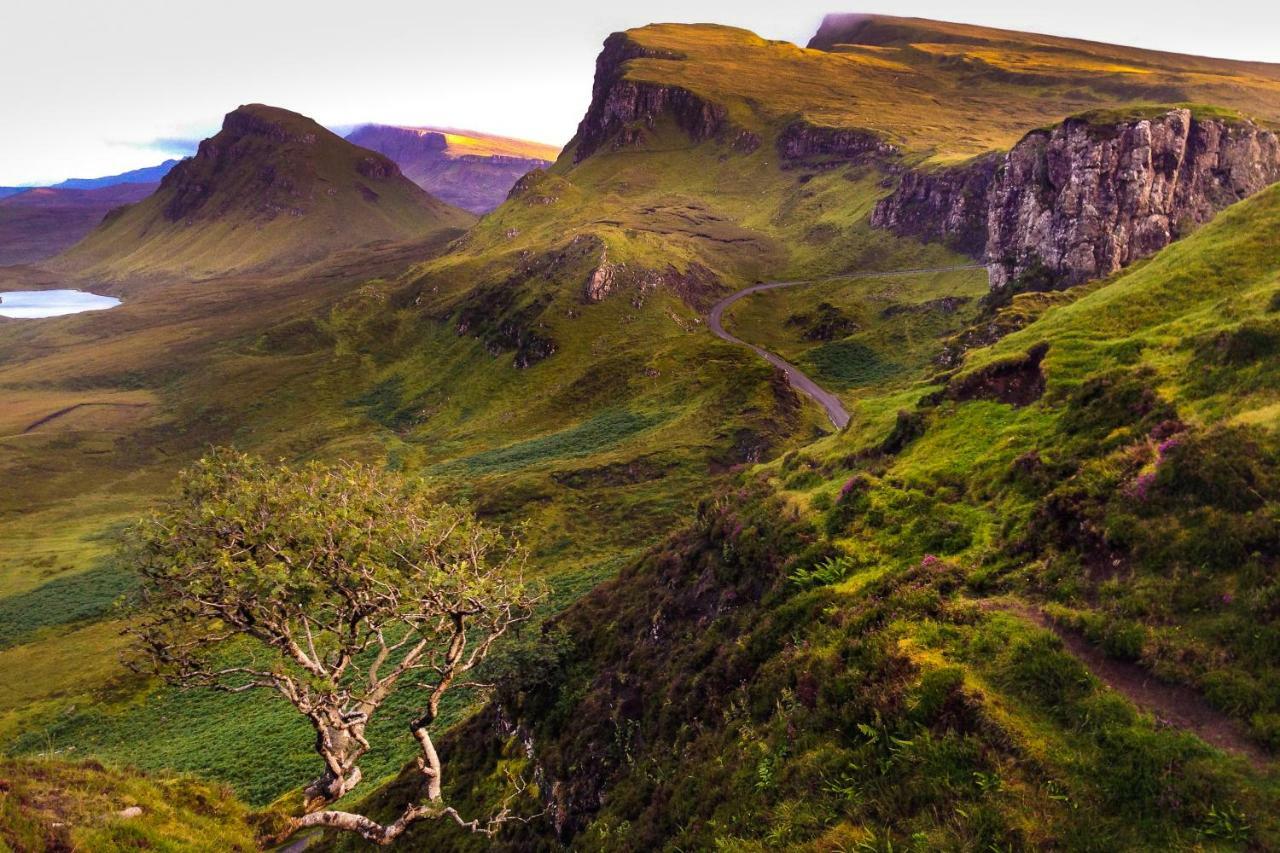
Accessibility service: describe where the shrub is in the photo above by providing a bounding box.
[998,634,1093,716]
[1058,370,1174,439]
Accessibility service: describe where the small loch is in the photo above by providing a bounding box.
[0,290,121,319]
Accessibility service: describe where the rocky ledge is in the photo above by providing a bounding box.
[776,121,898,166]
[584,246,721,311]
[873,108,1280,290]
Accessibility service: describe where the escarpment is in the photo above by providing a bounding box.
[873,109,1280,290]
[571,33,730,162]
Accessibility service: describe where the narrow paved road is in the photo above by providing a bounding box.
[707,266,983,430]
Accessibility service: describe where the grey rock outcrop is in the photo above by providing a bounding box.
[777,122,898,165]
[872,109,1280,290]
[986,109,1280,289]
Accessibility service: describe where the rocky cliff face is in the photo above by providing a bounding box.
[572,33,731,162]
[873,109,1280,290]
[986,109,1280,289]
[869,153,999,255]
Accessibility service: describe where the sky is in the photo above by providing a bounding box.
[3,0,1278,185]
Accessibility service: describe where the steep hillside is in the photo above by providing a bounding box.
[0,183,157,266]
[56,105,474,278]
[346,124,558,213]
[356,159,1280,853]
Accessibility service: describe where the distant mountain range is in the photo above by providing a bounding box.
[50,160,181,190]
[0,160,179,202]
[0,162,181,265]
[345,124,558,213]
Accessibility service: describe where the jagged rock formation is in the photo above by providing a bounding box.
[873,109,1280,290]
[344,125,557,214]
[584,253,619,301]
[571,33,732,162]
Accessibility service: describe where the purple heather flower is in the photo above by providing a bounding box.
[1126,471,1157,501]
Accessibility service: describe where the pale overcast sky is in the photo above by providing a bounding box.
[2,0,1277,185]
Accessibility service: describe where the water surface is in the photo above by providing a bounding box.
[0,290,121,318]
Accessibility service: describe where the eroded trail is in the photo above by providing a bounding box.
[707,266,982,430]
[986,599,1273,770]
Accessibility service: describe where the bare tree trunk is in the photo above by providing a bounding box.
[302,713,368,812]
[282,714,492,845]
[410,711,444,802]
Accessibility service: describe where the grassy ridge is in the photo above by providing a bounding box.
[614,19,1280,163]
[0,757,256,851]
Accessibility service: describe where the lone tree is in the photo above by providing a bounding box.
[128,449,542,845]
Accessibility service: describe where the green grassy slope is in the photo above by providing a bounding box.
[55,104,474,279]
[0,758,256,852]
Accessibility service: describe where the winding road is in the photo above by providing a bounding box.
[707,266,983,430]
